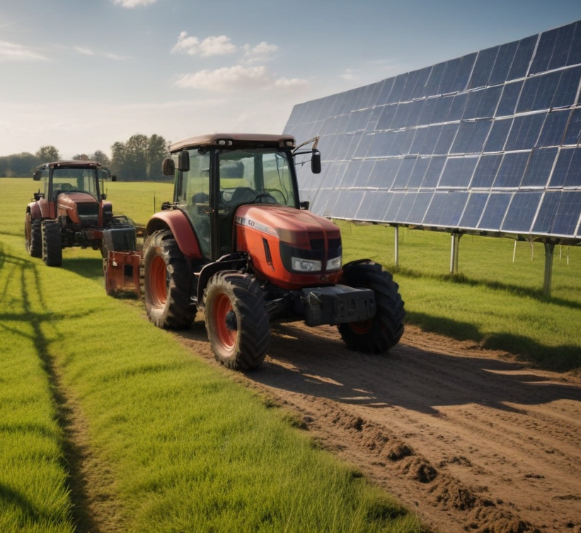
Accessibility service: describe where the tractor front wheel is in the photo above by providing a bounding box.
[204,272,270,370]
[25,213,42,258]
[338,260,405,354]
[41,220,62,267]
[143,230,193,329]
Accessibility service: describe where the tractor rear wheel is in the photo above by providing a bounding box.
[25,214,42,258]
[204,272,270,370]
[41,220,62,267]
[143,230,193,329]
[338,260,404,354]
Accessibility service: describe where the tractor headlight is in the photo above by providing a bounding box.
[291,257,322,272]
[326,256,342,271]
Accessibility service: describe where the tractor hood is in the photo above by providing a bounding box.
[57,192,100,225]
[234,204,343,289]
[235,204,340,248]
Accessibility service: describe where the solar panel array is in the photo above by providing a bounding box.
[284,20,581,242]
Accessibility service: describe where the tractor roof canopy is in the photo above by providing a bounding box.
[170,133,296,153]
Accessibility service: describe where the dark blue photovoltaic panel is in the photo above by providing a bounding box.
[538,110,570,146]
[478,193,512,229]
[564,108,581,145]
[470,46,499,89]
[497,81,523,116]
[494,152,531,188]
[471,155,502,188]
[489,41,518,86]
[407,192,434,224]
[521,148,558,187]
[439,157,478,188]
[394,192,420,223]
[420,157,446,188]
[451,120,492,153]
[484,118,512,152]
[501,192,542,232]
[533,191,581,235]
[460,192,489,227]
[284,19,581,240]
[549,148,581,187]
[407,157,431,188]
[504,114,544,151]
[424,191,469,226]
[393,158,416,189]
[384,192,405,221]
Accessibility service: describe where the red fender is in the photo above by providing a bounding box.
[146,210,202,259]
[27,201,42,219]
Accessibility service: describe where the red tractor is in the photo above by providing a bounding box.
[25,160,121,267]
[142,133,404,370]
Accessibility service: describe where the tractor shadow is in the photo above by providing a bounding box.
[241,322,581,416]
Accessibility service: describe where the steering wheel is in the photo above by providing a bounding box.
[254,192,277,204]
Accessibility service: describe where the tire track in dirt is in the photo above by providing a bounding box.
[177,317,581,533]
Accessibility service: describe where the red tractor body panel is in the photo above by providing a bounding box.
[146,210,203,259]
[235,204,342,290]
[56,192,101,225]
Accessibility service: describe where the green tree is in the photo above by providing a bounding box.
[91,150,111,167]
[146,134,168,180]
[111,134,168,181]
[36,145,60,162]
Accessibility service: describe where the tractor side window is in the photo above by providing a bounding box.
[263,152,295,207]
[41,169,50,197]
[179,150,211,257]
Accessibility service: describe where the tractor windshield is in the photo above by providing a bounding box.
[218,149,296,208]
[50,168,99,199]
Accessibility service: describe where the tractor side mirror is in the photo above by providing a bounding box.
[311,150,321,174]
[102,194,107,200]
[111,174,117,182]
[177,151,190,172]
[33,171,41,181]
[162,158,175,176]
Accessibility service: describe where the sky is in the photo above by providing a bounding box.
[1,0,581,159]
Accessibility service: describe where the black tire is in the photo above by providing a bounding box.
[25,213,42,258]
[41,220,62,267]
[338,260,405,354]
[143,230,193,329]
[204,272,270,370]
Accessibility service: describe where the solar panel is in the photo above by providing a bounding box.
[284,19,581,242]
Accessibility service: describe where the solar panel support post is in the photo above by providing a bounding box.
[450,233,462,275]
[394,226,400,267]
[543,242,555,298]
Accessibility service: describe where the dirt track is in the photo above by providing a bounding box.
[179,318,581,533]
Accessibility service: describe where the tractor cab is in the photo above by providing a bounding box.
[162,133,319,262]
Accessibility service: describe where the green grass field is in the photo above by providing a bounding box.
[1,177,422,532]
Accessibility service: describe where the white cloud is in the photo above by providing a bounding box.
[274,77,310,91]
[0,40,48,62]
[175,65,310,93]
[75,47,94,56]
[242,41,278,64]
[171,32,236,57]
[104,52,131,61]
[176,65,270,91]
[112,0,158,8]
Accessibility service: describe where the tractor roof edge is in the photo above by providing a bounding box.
[35,160,103,171]
[169,133,296,153]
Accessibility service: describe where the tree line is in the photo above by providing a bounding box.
[0,134,170,181]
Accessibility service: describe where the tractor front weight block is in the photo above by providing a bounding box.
[301,285,375,327]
